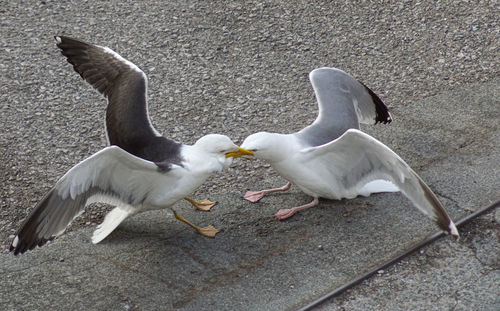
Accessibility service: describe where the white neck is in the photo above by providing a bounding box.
[181,145,229,174]
[254,133,300,163]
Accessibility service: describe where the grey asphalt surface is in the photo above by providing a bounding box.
[1,1,499,311]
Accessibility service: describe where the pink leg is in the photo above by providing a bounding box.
[275,198,319,220]
[243,182,292,203]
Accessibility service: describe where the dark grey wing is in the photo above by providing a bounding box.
[10,146,179,255]
[55,36,143,98]
[10,187,97,255]
[55,36,182,163]
[296,67,392,147]
[301,129,458,237]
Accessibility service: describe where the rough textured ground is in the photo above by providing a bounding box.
[0,1,498,310]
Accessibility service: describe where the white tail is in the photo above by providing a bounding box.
[91,206,132,244]
[358,179,400,197]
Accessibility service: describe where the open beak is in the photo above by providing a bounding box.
[225,147,254,158]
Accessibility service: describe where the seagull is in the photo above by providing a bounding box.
[9,37,253,255]
[240,67,459,237]
[56,36,219,212]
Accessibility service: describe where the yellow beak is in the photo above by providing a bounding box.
[225,147,254,158]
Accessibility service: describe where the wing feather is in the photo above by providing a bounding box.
[296,68,391,147]
[55,36,143,98]
[302,129,458,236]
[55,36,171,157]
[10,146,179,255]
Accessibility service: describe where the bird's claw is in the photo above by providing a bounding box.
[185,197,217,211]
[197,225,221,238]
[243,191,265,203]
[274,208,296,220]
[193,199,217,211]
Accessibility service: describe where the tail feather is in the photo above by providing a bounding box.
[91,206,131,244]
[358,179,400,197]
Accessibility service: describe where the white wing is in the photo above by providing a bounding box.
[296,67,392,147]
[11,146,182,254]
[301,129,458,236]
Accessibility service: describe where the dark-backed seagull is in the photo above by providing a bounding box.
[56,36,219,212]
[9,37,253,255]
[240,67,458,237]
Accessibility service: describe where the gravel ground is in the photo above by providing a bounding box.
[1,1,499,310]
[317,213,500,311]
[1,0,498,257]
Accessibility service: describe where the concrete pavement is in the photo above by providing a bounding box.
[1,1,498,310]
[1,78,498,310]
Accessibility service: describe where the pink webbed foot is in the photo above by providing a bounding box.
[274,208,297,220]
[243,182,292,203]
[274,197,319,221]
[243,191,265,203]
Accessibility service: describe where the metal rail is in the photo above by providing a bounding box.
[297,199,500,311]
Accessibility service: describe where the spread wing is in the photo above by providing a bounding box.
[296,67,392,147]
[55,36,184,163]
[10,146,181,255]
[301,129,458,236]
[55,36,146,99]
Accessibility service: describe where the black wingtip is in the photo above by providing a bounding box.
[9,241,18,256]
[360,82,392,124]
[54,35,69,46]
[9,232,40,256]
[10,232,54,256]
[9,235,31,256]
[9,189,59,255]
[54,36,62,48]
[54,36,91,50]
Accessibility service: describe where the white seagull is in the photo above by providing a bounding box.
[240,67,459,237]
[10,36,253,255]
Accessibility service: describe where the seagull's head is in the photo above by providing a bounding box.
[240,132,288,163]
[193,134,254,168]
